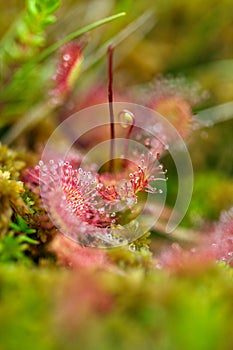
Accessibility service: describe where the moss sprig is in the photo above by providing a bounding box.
[0,215,38,264]
[0,0,61,65]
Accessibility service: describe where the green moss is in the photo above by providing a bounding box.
[108,233,152,269]
[0,264,232,350]
[0,144,27,234]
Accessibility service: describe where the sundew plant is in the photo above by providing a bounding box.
[0,1,233,349]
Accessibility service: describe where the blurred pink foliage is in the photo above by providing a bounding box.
[49,233,110,269]
[55,268,114,332]
[159,207,233,272]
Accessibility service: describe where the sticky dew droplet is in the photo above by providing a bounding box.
[118,109,135,128]
[63,54,71,61]
[144,138,151,147]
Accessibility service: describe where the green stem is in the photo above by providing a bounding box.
[34,12,126,64]
[2,12,126,98]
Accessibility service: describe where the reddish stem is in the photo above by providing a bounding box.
[124,122,135,155]
[108,45,115,172]
[123,110,135,167]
